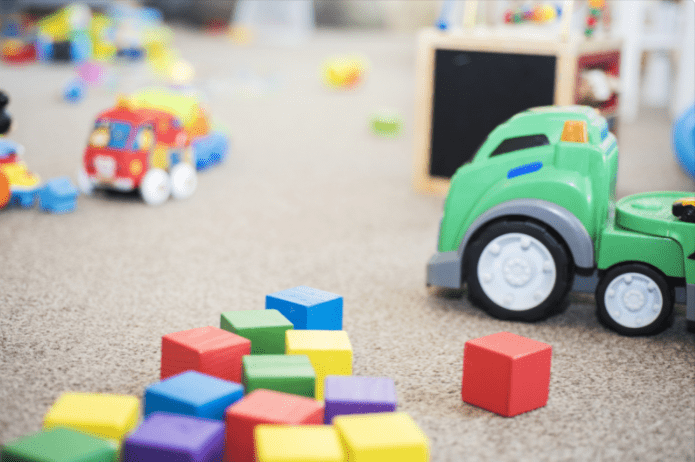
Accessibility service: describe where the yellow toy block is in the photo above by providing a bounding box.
[333,412,430,462]
[43,392,140,442]
[286,330,352,400]
[254,425,345,462]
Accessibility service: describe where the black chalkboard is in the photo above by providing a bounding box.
[430,49,557,178]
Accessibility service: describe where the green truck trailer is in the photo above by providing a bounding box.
[427,106,694,336]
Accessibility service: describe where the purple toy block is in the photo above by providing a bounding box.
[123,412,225,462]
[323,375,397,424]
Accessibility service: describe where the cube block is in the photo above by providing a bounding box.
[285,330,352,400]
[266,286,343,330]
[254,425,345,462]
[123,413,225,462]
[144,370,244,420]
[324,375,397,423]
[224,389,324,462]
[220,309,293,354]
[38,176,78,214]
[242,354,315,397]
[461,331,552,417]
[161,326,251,382]
[1,428,117,462]
[42,392,139,442]
[333,412,429,462]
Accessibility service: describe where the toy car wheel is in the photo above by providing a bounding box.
[596,264,673,336]
[140,168,171,206]
[170,163,197,200]
[76,167,94,195]
[466,220,573,321]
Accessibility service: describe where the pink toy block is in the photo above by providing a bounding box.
[461,331,552,417]
[161,326,251,382]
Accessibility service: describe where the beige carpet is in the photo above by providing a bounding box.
[1,29,693,461]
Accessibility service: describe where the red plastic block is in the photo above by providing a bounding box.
[461,331,552,417]
[224,389,324,462]
[161,326,251,382]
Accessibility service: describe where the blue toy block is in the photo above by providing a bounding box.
[10,190,37,208]
[193,131,229,171]
[144,370,244,420]
[266,286,343,330]
[63,78,86,104]
[38,176,78,214]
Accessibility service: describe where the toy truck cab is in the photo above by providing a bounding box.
[427,106,694,335]
[79,98,197,205]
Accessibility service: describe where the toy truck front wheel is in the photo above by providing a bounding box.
[465,220,573,321]
[140,168,171,206]
[596,264,673,336]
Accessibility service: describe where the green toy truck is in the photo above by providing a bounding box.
[427,106,695,336]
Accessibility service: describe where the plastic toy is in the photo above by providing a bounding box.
[322,56,367,89]
[323,375,398,424]
[36,3,92,62]
[332,412,430,462]
[371,110,403,137]
[144,370,244,420]
[220,309,294,354]
[1,427,118,462]
[123,413,225,462]
[37,177,79,214]
[254,425,345,462]
[285,330,353,400]
[673,104,695,179]
[63,77,87,103]
[0,138,42,209]
[427,105,695,335]
[161,326,251,382]
[43,392,140,442]
[224,389,324,462]
[78,96,199,206]
[242,354,316,397]
[266,286,343,330]
[504,3,559,24]
[461,332,552,417]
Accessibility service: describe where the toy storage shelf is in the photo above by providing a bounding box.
[413,28,621,195]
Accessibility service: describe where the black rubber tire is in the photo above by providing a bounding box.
[596,264,673,336]
[465,220,573,322]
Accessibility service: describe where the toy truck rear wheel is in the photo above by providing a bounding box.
[466,220,573,321]
[596,264,673,336]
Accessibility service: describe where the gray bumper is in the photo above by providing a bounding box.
[426,251,463,289]
[688,284,695,324]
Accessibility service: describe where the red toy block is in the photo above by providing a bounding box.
[224,389,324,462]
[461,331,551,417]
[161,326,251,382]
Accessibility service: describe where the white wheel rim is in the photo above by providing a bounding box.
[170,164,197,200]
[141,169,170,206]
[477,232,557,311]
[604,272,663,329]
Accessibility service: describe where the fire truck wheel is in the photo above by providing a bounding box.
[76,167,94,195]
[140,168,171,206]
[170,163,197,200]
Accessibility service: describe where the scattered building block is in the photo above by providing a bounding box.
[10,189,36,208]
[224,389,324,462]
[323,375,397,424]
[333,412,430,462]
[220,309,293,354]
[144,370,244,420]
[266,286,343,330]
[38,176,78,213]
[42,392,139,442]
[254,425,345,462]
[161,326,251,382]
[461,331,552,417]
[285,330,352,400]
[1,427,117,462]
[242,354,315,397]
[123,413,225,462]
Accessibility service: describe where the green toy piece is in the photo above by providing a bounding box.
[221,309,293,354]
[242,354,316,398]
[370,111,403,137]
[1,427,117,462]
[427,105,695,336]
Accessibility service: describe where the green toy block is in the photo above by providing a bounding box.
[1,427,117,462]
[242,354,316,398]
[220,309,293,354]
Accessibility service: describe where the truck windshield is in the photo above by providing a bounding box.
[107,122,132,150]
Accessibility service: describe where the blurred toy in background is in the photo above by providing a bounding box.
[62,61,109,104]
[370,110,403,138]
[322,56,367,90]
[577,68,620,106]
[585,0,606,37]
[1,14,37,64]
[36,3,92,62]
[504,2,560,24]
[673,104,695,180]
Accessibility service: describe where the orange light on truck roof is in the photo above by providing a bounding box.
[561,120,588,143]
